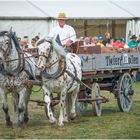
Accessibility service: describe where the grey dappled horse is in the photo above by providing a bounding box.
[37,38,82,127]
[0,31,36,129]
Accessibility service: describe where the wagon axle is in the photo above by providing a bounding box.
[78,95,109,103]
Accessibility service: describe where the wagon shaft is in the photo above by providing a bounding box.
[29,99,59,107]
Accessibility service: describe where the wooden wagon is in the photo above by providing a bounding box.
[75,45,140,116]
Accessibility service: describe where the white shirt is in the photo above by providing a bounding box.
[48,24,76,46]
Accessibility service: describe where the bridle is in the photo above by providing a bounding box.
[0,32,12,60]
[0,31,25,76]
[37,40,54,67]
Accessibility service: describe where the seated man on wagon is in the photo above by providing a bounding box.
[47,12,77,52]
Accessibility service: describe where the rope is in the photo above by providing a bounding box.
[80,81,92,91]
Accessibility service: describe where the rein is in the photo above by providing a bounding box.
[45,59,59,68]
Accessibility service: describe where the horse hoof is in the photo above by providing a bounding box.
[16,126,23,132]
[6,121,13,129]
[63,118,69,123]
[49,118,57,124]
[24,117,29,124]
[58,123,64,128]
[17,121,25,130]
[70,113,76,120]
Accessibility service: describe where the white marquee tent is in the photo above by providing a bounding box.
[0,0,140,41]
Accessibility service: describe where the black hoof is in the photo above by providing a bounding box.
[24,117,29,124]
[17,121,25,131]
[6,121,13,128]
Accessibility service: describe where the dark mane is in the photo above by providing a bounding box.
[0,31,8,36]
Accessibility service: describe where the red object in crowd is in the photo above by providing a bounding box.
[113,42,125,48]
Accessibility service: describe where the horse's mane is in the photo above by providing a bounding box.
[0,31,8,36]
[52,39,66,58]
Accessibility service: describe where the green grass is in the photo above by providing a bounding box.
[0,83,140,139]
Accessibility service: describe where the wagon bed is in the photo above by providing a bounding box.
[75,45,140,116]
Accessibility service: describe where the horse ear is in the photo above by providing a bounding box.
[9,27,13,33]
[55,34,63,46]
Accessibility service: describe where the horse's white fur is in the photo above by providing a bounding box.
[37,40,82,127]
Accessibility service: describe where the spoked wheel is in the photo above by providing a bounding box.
[92,83,102,116]
[76,101,88,114]
[117,72,133,112]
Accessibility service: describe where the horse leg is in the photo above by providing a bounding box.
[0,89,13,128]
[58,90,67,127]
[17,88,28,129]
[23,89,31,124]
[42,85,56,124]
[24,103,29,124]
[12,92,19,112]
[63,93,69,123]
[70,85,80,120]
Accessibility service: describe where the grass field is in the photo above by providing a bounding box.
[0,82,140,139]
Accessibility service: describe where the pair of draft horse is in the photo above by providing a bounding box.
[0,31,82,129]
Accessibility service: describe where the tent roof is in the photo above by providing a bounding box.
[0,0,139,20]
[0,1,48,19]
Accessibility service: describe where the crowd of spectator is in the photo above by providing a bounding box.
[78,32,140,50]
[17,32,140,54]
[17,34,40,56]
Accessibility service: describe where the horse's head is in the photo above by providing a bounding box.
[37,37,67,71]
[37,39,52,71]
[0,30,23,75]
[0,32,11,65]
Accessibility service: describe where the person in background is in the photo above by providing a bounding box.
[102,32,113,47]
[128,35,138,49]
[91,36,98,46]
[28,38,37,56]
[34,35,40,42]
[23,36,29,48]
[113,38,124,48]
[48,12,76,52]
[28,38,36,48]
[137,37,140,48]
[97,35,104,47]
[84,37,92,45]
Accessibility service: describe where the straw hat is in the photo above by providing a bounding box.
[57,12,67,20]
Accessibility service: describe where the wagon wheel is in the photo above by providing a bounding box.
[92,83,102,116]
[117,72,133,112]
[76,101,88,114]
[76,89,89,114]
